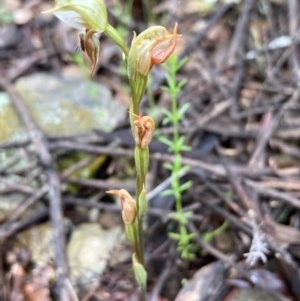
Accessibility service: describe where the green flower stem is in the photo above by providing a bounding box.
[51,0,179,296]
[105,23,129,57]
[133,145,149,267]
[129,101,139,142]
[133,220,143,264]
[137,218,145,265]
[129,77,150,280]
[129,75,148,108]
[134,147,148,198]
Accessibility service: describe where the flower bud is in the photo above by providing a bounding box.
[128,23,179,78]
[127,23,179,104]
[134,115,155,149]
[132,253,147,290]
[106,189,137,224]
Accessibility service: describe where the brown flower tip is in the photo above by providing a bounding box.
[106,189,137,224]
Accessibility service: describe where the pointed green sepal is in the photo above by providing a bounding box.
[132,253,147,290]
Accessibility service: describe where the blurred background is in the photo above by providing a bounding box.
[0,0,300,300]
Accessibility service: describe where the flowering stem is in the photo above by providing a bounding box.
[131,119,147,266]
[50,1,179,298]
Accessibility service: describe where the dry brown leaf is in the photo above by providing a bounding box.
[264,216,300,246]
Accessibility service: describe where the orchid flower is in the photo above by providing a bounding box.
[127,23,179,104]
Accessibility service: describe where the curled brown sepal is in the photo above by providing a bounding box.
[79,29,100,75]
[106,189,137,225]
[134,114,155,149]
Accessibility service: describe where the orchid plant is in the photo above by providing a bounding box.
[48,0,179,299]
